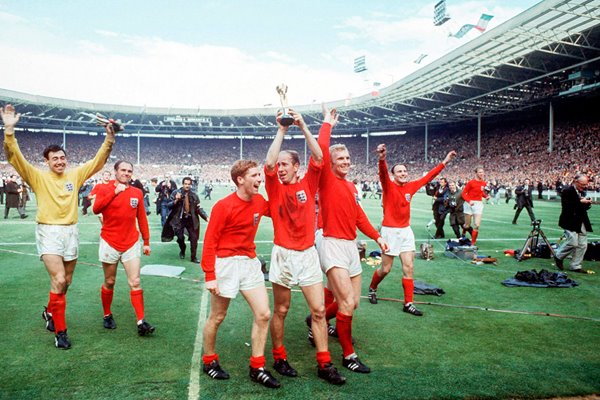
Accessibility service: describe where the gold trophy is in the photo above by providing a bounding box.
[276,84,294,127]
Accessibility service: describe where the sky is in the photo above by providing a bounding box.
[0,0,540,110]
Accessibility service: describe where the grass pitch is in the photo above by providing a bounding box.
[1,186,599,399]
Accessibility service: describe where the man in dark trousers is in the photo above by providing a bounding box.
[156,175,177,226]
[0,175,5,204]
[445,181,465,239]
[79,180,94,216]
[162,176,208,263]
[554,174,593,273]
[512,178,536,224]
[203,182,213,200]
[4,175,27,219]
[432,178,449,238]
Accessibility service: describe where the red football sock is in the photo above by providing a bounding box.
[202,353,219,365]
[402,277,414,304]
[272,345,287,361]
[249,355,266,369]
[336,312,354,357]
[316,351,332,369]
[46,296,53,315]
[369,268,385,290]
[323,287,334,307]
[472,229,479,244]
[49,292,66,333]
[325,301,339,321]
[130,289,145,321]
[101,285,114,316]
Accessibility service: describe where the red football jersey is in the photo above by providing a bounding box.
[380,160,445,228]
[201,192,270,281]
[317,123,380,241]
[462,179,488,202]
[92,181,150,252]
[265,158,321,251]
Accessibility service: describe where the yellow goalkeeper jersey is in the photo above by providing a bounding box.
[4,134,114,225]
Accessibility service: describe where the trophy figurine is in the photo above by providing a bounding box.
[79,111,124,132]
[276,84,294,127]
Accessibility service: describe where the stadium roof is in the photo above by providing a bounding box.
[1,0,599,137]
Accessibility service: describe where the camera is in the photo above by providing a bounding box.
[444,198,457,209]
[531,219,542,228]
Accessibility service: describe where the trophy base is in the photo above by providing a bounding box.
[279,114,294,127]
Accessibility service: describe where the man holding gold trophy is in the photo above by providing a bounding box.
[264,84,346,385]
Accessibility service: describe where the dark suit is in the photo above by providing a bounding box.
[162,188,208,262]
[558,185,592,233]
[444,189,465,238]
[432,184,449,238]
[555,184,593,270]
[4,180,26,218]
[512,184,536,224]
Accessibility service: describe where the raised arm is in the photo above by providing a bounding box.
[377,144,391,191]
[0,104,20,134]
[265,110,289,172]
[413,150,456,188]
[293,109,322,164]
[442,150,457,166]
[1,104,41,187]
[317,104,339,158]
[75,123,117,185]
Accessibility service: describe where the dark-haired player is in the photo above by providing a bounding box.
[1,104,116,349]
[200,160,280,389]
[92,160,154,336]
[367,144,456,316]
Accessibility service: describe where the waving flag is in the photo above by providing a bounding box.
[450,14,493,38]
[474,14,493,32]
[414,54,428,64]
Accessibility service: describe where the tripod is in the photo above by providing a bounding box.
[517,220,556,261]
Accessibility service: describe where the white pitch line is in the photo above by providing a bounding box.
[187,288,209,400]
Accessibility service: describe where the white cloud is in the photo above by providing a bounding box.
[0,10,25,24]
[263,51,295,64]
[0,33,366,109]
[95,29,120,38]
[77,40,109,55]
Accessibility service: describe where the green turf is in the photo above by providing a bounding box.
[1,186,599,399]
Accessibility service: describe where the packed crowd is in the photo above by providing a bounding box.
[1,119,598,191]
